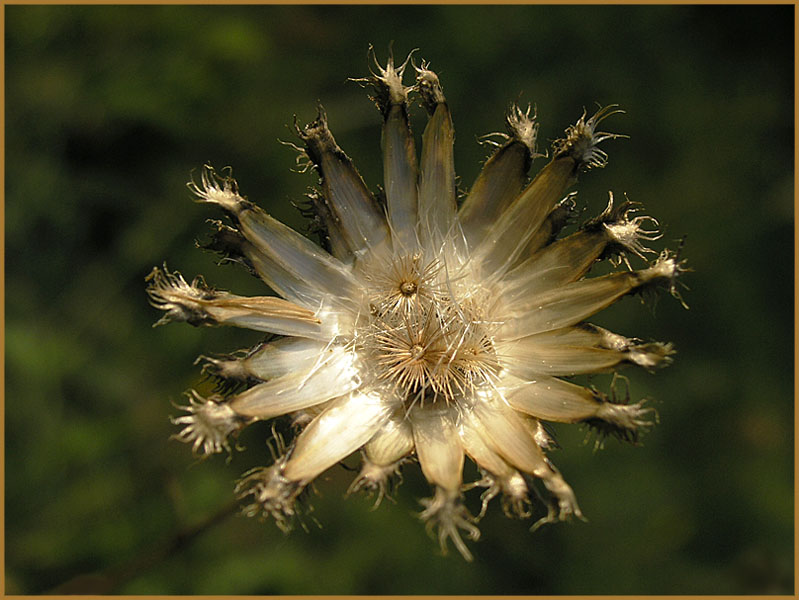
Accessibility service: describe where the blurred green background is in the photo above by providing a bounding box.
[5,5,794,595]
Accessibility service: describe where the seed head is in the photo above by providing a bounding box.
[147,47,687,560]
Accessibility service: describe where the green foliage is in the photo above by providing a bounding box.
[5,5,793,594]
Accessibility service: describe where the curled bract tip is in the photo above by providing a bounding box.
[170,390,247,457]
[419,488,480,561]
[351,45,418,114]
[187,164,244,213]
[506,103,542,157]
[554,104,627,170]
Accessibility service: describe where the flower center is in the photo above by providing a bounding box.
[361,254,500,404]
[399,281,418,296]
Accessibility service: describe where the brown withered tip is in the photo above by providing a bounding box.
[414,60,446,115]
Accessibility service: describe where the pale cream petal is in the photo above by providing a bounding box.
[504,376,605,423]
[199,338,339,386]
[235,205,363,308]
[458,408,516,479]
[145,266,324,339]
[459,413,532,520]
[352,49,419,251]
[467,389,549,478]
[497,336,625,377]
[206,295,320,335]
[241,337,334,380]
[498,255,682,339]
[504,375,656,441]
[202,221,316,308]
[283,390,395,483]
[241,238,339,308]
[496,325,674,377]
[364,408,415,466]
[409,402,464,492]
[512,323,623,348]
[189,166,363,309]
[228,347,359,419]
[468,389,583,522]
[501,193,663,306]
[347,404,414,506]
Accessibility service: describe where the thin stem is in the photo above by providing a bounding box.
[48,499,240,594]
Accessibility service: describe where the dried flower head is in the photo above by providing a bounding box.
[147,48,686,561]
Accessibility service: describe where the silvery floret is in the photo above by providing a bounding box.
[147,48,686,561]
